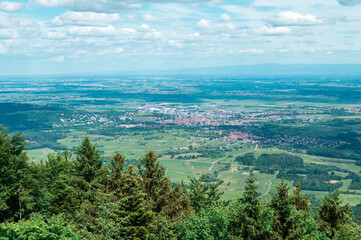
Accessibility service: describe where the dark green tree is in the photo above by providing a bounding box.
[138,151,190,218]
[44,151,81,217]
[175,205,230,240]
[183,174,224,212]
[270,178,326,240]
[318,190,352,238]
[228,175,275,239]
[291,182,310,211]
[0,126,36,222]
[75,136,103,183]
[270,178,293,239]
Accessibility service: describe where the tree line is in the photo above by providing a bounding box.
[0,125,360,239]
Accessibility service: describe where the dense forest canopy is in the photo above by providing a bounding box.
[0,124,361,239]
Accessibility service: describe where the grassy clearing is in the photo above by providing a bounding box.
[27,148,56,162]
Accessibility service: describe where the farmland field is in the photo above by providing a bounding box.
[1,75,361,205]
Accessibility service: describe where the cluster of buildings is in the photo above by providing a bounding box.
[139,103,317,127]
[264,135,349,148]
[53,113,117,127]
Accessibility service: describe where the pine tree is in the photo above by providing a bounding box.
[228,175,274,239]
[107,152,126,191]
[291,182,310,211]
[77,164,156,240]
[138,150,190,218]
[318,190,352,238]
[0,126,32,222]
[75,136,103,183]
[270,178,293,239]
[116,165,156,239]
[44,151,81,217]
[183,174,223,212]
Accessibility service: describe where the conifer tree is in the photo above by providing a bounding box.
[183,174,223,212]
[0,126,32,222]
[228,175,274,239]
[75,136,103,183]
[291,182,310,211]
[270,178,293,239]
[270,178,325,240]
[45,151,81,217]
[77,163,156,240]
[116,165,156,239]
[138,150,190,218]
[318,190,352,238]
[107,152,126,191]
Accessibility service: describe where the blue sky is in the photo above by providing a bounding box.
[0,0,360,75]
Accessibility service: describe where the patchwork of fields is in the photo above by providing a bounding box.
[2,76,361,206]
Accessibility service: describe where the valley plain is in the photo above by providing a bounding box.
[1,74,360,205]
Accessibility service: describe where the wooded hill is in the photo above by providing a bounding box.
[0,125,360,239]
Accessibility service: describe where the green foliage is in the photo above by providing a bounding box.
[334,223,361,240]
[1,124,360,239]
[75,136,103,183]
[183,174,224,212]
[291,182,310,211]
[257,153,304,169]
[270,178,293,239]
[235,153,256,165]
[174,205,230,240]
[0,126,40,222]
[317,190,352,238]
[228,176,275,240]
[76,154,157,240]
[138,151,191,218]
[0,213,81,240]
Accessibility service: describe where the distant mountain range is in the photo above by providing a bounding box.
[153,64,361,76]
[5,64,361,77]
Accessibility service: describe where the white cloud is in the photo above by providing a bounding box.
[68,25,117,36]
[138,24,163,39]
[168,39,182,48]
[195,19,236,31]
[239,48,264,54]
[144,29,162,39]
[256,26,292,36]
[114,47,124,53]
[0,14,40,39]
[99,47,124,55]
[195,19,209,29]
[45,31,68,39]
[142,14,171,22]
[220,5,263,21]
[303,48,316,53]
[33,0,212,12]
[220,13,231,21]
[49,55,65,62]
[119,28,137,35]
[0,1,25,12]
[267,11,324,26]
[33,0,141,12]
[52,11,121,26]
[139,24,151,31]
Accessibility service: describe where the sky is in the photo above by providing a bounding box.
[0,0,361,75]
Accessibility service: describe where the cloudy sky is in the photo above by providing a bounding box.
[0,0,361,75]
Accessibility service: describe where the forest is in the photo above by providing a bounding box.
[1,125,361,240]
